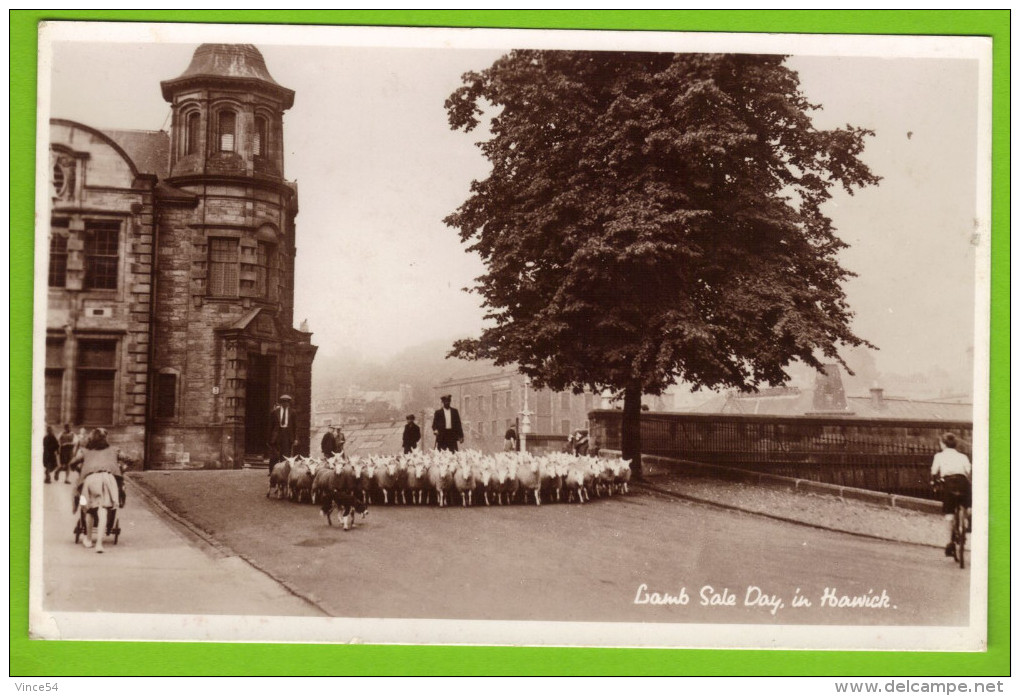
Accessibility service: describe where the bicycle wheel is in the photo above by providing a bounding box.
[954,503,967,569]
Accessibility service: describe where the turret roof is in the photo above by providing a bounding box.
[161,44,294,108]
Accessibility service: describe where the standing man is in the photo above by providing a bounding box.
[43,425,59,484]
[56,424,76,483]
[268,394,295,472]
[335,425,346,455]
[321,425,338,459]
[431,394,464,452]
[402,414,421,454]
[572,429,590,456]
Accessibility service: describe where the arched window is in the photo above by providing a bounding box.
[254,115,268,157]
[186,112,200,155]
[218,110,236,152]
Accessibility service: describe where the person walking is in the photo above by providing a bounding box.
[73,426,88,464]
[503,427,519,452]
[56,424,75,483]
[321,425,339,459]
[43,426,59,483]
[268,394,295,474]
[431,394,464,452]
[402,414,421,454]
[68,429,130,553]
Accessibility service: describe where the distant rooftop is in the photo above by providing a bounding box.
[689,365,972,422]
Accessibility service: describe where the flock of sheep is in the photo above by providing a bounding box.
[267,450,633,509]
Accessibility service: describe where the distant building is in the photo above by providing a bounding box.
[313,395,366,427]
[434,366,600,453]
[313,383,412,427]
[44,44,316,469]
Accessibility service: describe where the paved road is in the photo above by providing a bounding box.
[130,470,970,626]
[36,472,324,622]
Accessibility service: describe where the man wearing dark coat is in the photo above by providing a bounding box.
[321,425,339,459]
[402,415,421,454]
[431,394,464,452]
[268,394,295,471]
[43,426,60,484]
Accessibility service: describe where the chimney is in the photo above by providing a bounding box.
[870,385,885,410]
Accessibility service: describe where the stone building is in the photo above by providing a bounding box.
[44,44,316,469]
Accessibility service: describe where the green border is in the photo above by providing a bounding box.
[10,10,1009,676]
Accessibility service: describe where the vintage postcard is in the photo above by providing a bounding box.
[28,20,991,651]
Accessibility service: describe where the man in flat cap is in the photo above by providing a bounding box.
[321,424,339,459]
[431,394,464,452]
[268,394,295,471]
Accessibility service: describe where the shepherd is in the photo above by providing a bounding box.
[268,394,295,474]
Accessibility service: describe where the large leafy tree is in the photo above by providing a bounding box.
[444,51,879,474]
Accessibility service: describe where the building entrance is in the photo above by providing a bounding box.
[245,353,275,457]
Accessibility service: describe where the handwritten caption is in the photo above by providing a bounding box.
[633,584,896,615]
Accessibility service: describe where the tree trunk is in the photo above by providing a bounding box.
[621,384,642,479]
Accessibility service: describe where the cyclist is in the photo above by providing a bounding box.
[930,432,971,557]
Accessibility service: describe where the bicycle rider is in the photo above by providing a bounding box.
[930,432,972,557]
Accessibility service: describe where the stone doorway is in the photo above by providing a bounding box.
[245,353,275,457]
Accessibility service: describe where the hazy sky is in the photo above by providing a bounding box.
[42,26,985,379]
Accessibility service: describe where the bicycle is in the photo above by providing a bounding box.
[934,476,969,569]
[950,494,969,569]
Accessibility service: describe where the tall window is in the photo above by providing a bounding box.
[155,372,177,419]
[83,220,120,290]
[186,112,200,155]
[76,339,117,425]
[463,396,471,413]
[584,393,594,411]
[208,238,239,296]
[256,241,273,298]
[560,392,570,409]
[218,110,236,152]
[49,218,69,287]
[254,115,268,157]
[561,419,571,435]
[45,338,64,425]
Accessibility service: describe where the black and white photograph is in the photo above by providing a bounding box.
[30,21,990,650]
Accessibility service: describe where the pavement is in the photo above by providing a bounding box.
[638,473,947,548]
[35,469,325,628]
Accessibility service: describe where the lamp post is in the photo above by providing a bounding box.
[519,376,532,453]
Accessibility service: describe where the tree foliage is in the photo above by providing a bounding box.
[444,51,879,464]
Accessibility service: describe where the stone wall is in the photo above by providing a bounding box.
[148,424,233,469]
